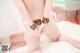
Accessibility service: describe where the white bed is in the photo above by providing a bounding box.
[56,21,80,41]
[7,21,80,53]
[6,41,80,53]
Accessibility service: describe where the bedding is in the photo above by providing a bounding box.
[56,21,80,41]
[7,21,80,53]
[6,38,80,53]
[0,0,80,53]
[6,46,29,53]
[42,41,80,53]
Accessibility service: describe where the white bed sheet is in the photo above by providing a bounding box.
[6,46,29,53]
[6,41,80,53]
[42,41,80,53]
[7,21,80,53]
[56,21,80,41]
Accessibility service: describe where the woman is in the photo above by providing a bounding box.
[43,0,80,49]
[13,0,60,53]
[13,0,45,53]
[12,0,80,53]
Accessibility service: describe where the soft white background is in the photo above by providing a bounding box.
[0,0,24,43]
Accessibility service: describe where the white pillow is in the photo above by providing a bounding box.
[56,21,80,41]
[6,46,28,53]
[42,41,80,53]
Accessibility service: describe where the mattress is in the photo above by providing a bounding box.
[56,21,80,41]
[7,34,80,53]
[6,41,80,53]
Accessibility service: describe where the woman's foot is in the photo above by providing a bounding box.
[9,32,26,50]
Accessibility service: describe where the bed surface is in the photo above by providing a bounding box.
[6,21,80,53]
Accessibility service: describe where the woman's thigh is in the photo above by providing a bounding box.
[22,0,45,18]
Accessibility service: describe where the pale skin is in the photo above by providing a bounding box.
[21,0,45,19]
[10,0,80,53]
[9,32,26,50]
[42,0,60,41]
[12,0,54,53]
[13,0,44,53]
[46,1,80,48]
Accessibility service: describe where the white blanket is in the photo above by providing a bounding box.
[7,21,80,53]
[56,21,80,41]
[42,41,80,53]
[6,41,80,53]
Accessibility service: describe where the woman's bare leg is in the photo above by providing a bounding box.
[42,16,60,41]
[22,0,45,19]
[43,1,80,49]
[13,0,42,53]
[13,0,47,53]
[41,0,60,41]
